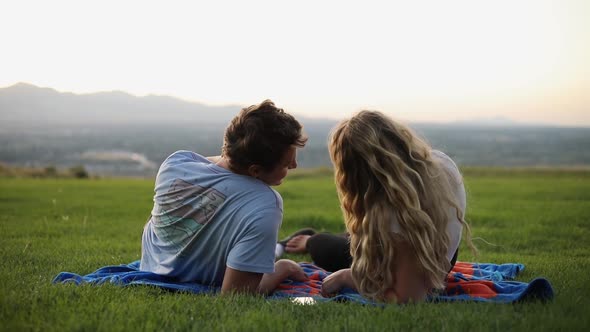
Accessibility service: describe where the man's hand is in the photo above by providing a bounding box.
[321,268,355,297]
[258,259,308,294]
[221,259,308,295]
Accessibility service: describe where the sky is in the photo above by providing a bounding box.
[1,0,589,126]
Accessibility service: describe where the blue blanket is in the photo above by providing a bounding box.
[53,261,553,304]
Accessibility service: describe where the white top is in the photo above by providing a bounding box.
[390,150,465,262]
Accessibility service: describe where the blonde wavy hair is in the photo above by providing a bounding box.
[328,110,475,302]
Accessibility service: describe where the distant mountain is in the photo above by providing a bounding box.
[0,83,243,126]
[446,116,525,127]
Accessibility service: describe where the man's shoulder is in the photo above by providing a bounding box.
[233,181,283,212]
[259,187,283,211]
[164,150,208,165]
[155,151,212,185]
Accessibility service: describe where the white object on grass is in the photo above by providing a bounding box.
[275,243,285,258]
[291,297,316,305]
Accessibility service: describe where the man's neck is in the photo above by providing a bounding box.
[214,157,250,177]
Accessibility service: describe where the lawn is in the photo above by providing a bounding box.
[1,168,589,331]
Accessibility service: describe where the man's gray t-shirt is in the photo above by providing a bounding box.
[140,150,283,285]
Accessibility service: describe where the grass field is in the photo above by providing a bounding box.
[1,169,589,331]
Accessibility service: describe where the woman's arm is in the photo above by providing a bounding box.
[321,268,355,296]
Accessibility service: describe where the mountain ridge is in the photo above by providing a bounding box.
[1,82,585,128]
[0,82,244,126]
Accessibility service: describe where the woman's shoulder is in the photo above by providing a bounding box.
[431,150,456,169]
[431,150,463,183]
[431,149,453,164]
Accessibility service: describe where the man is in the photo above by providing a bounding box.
[140,100,308,294]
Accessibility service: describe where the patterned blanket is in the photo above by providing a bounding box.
[53,261,553,304]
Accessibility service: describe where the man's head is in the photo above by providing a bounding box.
[222,99,307,185]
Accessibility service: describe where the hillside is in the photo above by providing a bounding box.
[1,83,590,175]
[0,82,241,126]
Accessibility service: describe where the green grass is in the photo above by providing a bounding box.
[1,169,589,331]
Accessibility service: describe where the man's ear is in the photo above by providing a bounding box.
[247,165,262,179]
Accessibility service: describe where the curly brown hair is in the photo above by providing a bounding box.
[222,99,307,172]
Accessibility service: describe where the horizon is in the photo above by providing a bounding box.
[3,81,590,128]
[1,0,589,126]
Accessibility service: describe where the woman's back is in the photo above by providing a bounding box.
[326,110,474,302]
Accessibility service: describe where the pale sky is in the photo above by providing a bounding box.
[1,0,589,125]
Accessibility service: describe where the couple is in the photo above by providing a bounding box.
[140,100,474,303]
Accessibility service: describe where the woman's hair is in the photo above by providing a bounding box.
[328,110,475,301]
[222,99,307,172]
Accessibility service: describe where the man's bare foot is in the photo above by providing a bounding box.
[285,235,311,253]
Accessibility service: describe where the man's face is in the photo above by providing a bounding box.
[257,146,298,186]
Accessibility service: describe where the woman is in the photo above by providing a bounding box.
[282,110,475,303]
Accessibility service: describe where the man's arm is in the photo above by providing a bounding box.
[221,267,263,294]
[221,259,308,295]
[257,259,308,294]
